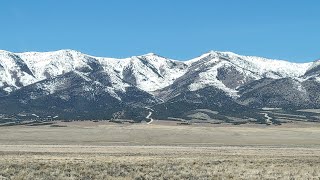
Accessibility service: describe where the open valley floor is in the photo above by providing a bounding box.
[0,121,320,179]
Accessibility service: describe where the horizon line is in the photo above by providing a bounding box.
[0,49,318,64]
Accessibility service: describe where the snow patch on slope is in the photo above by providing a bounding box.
[98,53,188,92]
[133,54,188,91]
[188,60,239,97]
[186,51,312,94]
[292,80,307,94]
[18,50,94,80]
[36,80,65,95]
[308,60,320,70]
[211,51,312,78]
[105,87,122,101]
[0,51,36,90]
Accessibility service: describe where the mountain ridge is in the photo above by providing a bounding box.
[0,49,319,122]
[1,49,315,92]
[2,49,316,63]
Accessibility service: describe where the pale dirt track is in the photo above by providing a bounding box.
[0,144,319,157]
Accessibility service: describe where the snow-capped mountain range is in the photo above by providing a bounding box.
[0,49,319,121]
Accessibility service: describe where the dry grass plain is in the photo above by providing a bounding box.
[0,121,320,179]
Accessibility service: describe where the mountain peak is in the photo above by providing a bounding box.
[16,49,85,57]
[0,50,13,55]
[136,53,172,62]
[139,52,165,58]
[143,52,158,56]
[56,49,81,54]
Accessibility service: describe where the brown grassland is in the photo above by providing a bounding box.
[0,120,320,179]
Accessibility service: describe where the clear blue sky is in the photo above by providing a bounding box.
[0,0,319,62]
